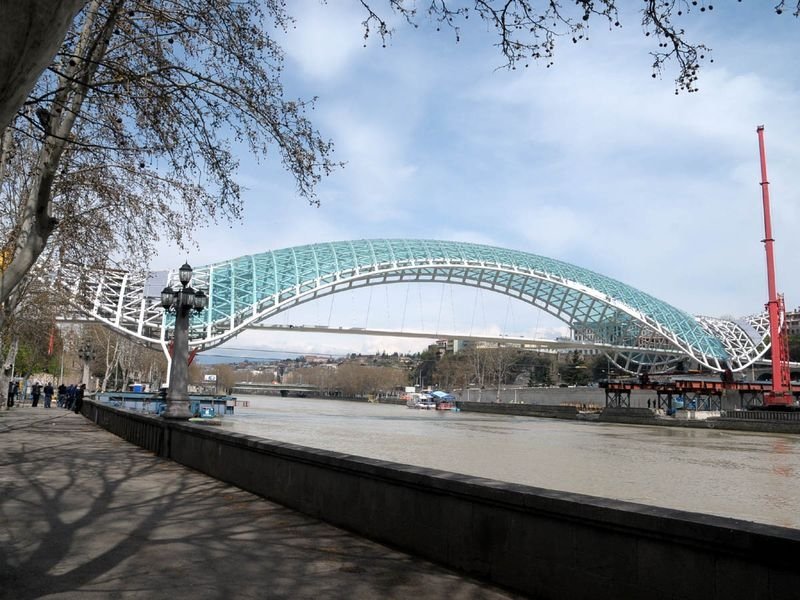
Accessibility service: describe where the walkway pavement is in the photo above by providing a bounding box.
[1,407,521,599]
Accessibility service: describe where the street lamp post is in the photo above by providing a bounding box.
[160,262,207,419]
[78,341,95,388]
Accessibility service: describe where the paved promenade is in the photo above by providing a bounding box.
[1,407,520,599]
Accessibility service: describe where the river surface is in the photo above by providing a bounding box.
[221,396,800,529]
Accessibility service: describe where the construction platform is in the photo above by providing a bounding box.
[600,378,800,412]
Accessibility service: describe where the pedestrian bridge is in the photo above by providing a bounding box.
[65,239,771,373]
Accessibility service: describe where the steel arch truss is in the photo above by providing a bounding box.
[60,265,166,342]
[695,314,771,370]
[64,239,771,372]
[605,351,686,375]
[605,312,771,375]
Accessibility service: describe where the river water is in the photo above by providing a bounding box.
[221,396,800,530]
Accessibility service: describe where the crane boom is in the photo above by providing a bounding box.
[756,125,792,406]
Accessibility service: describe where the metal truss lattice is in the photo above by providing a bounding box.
[62,239,772,371]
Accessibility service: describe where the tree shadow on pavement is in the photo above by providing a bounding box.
[0,411,517,599]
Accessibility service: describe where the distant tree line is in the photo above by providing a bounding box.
[287,363,408,399]
[415,346,613,391]
[7,321,165,391]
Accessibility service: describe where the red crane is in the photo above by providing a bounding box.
[756,125,793,407]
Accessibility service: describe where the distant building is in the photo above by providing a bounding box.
[570,323,674,355]
[786,306,800,337]
[435,339,474,354]
[453,339,474,353]
[304,355,330,365]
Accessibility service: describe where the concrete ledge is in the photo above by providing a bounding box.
[83,400,800,599]
[459,401,578,419]
[723,410,800,421]
[706,418,800,434]
[598,407,800,433]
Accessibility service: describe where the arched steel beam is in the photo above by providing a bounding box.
[60,239,770,371]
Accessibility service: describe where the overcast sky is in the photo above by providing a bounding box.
[152,2,800,359]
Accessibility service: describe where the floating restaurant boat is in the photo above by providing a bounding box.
[404,393,436,409]
[430,390,459,410]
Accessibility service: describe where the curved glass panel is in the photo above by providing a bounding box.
[189,239,728,360]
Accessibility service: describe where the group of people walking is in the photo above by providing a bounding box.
[6,380,85,413]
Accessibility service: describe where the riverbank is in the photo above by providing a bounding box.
[442,399,800,434]
[74,399,800,600]
[244,391,800,434]
[222,395,800,528]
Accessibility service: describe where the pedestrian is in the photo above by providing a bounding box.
[31,381,42,407]
[57,383,67,407]
[6,381,17,408]
[73,384,85,414]
[43,382,54,408]
[66,384,76,410]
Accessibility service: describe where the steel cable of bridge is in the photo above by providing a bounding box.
[503,295,512,338]
[449,285,457,332]
[481,288,488,332]
[365,286,373,329]
[384,285,390,327]
[418,284,425,331]
[436,282,445,336]
[400,284,410,332]
[469,286,478,337]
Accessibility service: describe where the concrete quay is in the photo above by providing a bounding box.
[0,407,519,600]
[82,400,800,600]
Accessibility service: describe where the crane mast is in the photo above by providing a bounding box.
[756,125,792,406]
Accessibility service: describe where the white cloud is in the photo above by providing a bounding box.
[152,5,800,357]
[455,37,800,317]
[320,108,418,222]
[280,1,367,81]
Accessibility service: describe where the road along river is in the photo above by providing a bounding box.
[220,396,800,529]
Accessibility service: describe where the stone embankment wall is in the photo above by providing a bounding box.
[458,401,579,419]
[82,400,799,600]
[454,386,612,406]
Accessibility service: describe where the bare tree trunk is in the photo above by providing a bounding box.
[470,349,486,388]
[0,0,123,306]
[1,338,18,410]
[100,336,120,392]
[0,0,85,130]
